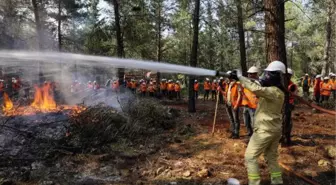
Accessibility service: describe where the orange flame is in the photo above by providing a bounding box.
[2,82,85,116]
[3,92,13,111]
[31,83,56,111]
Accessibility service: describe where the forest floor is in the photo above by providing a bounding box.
[3,99,335,185]
[120,101,335,185]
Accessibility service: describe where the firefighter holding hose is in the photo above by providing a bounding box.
[229,61,286,185]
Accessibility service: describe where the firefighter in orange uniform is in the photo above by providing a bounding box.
[167,80,175,99]
[242,66,260,137]
[211,79,218,100]
[313,75,322,103]
[160,79,167,97]
[148,82,156,97]
[320,77,332,102]
[226,71,243,139]
[194,80,199,100]
[174,81,181,100]
[218,77,225,104]
[301,74,311,98]
[283,68,298,145]
[126,79,132,90]
[140,80,147,97]
[329,73,336,99]
[203,78,211,101]
[130,79,137,94]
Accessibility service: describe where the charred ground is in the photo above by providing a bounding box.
[0,99,334,185]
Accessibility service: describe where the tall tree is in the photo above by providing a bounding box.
[265,0,287,64]
[31,0,44,83]
[264,0,289,145]
[321,0,334,76]
[155,0,163,85]
[188,0,200,113]
[112,0,125,84]
[58,0,62,51]
[236,0,247,76]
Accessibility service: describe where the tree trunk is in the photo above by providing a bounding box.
[265,0,287,64]
[112,0,125,88]
[156,1,162,87]
[264,0,289,145]
[188,0,200,113]
[236,0,247,76]
[31,0,44,83]
[321,1,332,76]
[58,0,62,52]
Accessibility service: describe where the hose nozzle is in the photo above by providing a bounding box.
[215,70,230,77]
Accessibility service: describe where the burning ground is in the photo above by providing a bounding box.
[0,99,335,185]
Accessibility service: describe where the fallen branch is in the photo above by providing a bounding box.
[279,162,320,185]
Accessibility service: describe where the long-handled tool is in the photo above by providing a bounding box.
[211,91,220,136]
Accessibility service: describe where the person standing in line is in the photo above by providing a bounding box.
[194,80,199,100]
[320,76,332,103]
[226,72,243,139]
[242,66,260,137]
[301,73,311,99]
[283,68,298,145]
[203,78,211,101]
[218,77,224,104]
[174,81,181,100]
[211,79,218,100]
[313,75,322,103]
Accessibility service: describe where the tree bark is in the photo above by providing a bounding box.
[31,0,43,49]
[31,0,44,83]
[264,0,289,145]
[156,1,162,87]
[236,0,247,76]
[58,0,62,52]
[188,0,200,113]
[112,0,125,88]
[321,1,332,76]
[264,0,287,64]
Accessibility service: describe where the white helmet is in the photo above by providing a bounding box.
[205,78,210,81]
[247,66,259,73]
[315,75,321,79]
[213,79,216,82]
[176,80,180,83]
[219,77,224,80]
[264,61,286,73]
[195,80,198,82]
[332,73,336,77]
[305,73,308,76]
[287,68,293,75]
[226,71,232,74]
[324,77,330,80]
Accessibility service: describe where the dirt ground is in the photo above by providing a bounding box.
[121,101,336,185]
[4,100,335,185]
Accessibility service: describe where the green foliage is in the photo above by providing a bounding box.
[0,0,334,75]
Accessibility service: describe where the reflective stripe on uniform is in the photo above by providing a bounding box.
[271,172,282,177]
[248,173,261,180]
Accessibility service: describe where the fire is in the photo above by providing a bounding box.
[3,92,13,112]
[31,83,56,111]
[2,83,86,116]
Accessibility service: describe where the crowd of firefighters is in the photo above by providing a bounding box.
[300,72,336,103]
